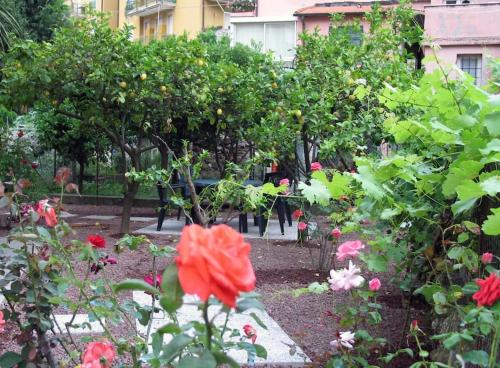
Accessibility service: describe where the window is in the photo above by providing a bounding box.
[232,21,296,63]
[167,15,174,35]
[331,25,364,45]
[458,54,482,85]
[444,0,471,4]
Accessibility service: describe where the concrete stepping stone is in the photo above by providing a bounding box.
[81,215,117,221]
[134,216,297,240]
[133,292,310,365]
[60,211,77,219]
[130,217,157,222]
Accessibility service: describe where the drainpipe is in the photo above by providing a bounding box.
[201,0,205,31]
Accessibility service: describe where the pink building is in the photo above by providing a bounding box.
[424,0,500,85]
[230,0,500,84]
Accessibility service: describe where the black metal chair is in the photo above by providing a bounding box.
[156,181,189,231]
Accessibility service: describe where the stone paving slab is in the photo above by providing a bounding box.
[134,216,297,240]
[130,216,157,222]
[133,292,310,365]
[60,211,77,218]
[51,314,105,334]
[81,215,118,221]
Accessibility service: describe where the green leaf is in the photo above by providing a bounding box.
[159,334,192,362]
[360,253,388,272]
[484,111,500,136]
[250,312,268,330]
[479,175,500,196]
[113,279,159,295]
[157,323,181,335]
[415,284,444,303]
[0,352,23,368]
[298,179,331,206]
[456,180,485,201]
[159,265,184,313]
[462,350,489,366]
[480,138,500,155]
[354,165,385,199]
[443,333,461,349]
[212,351,239,368]
[178,352,217,368]
[451,198,477,215]
[482,207,500,235]
[254,344,268,359]
[380,207,401,219]
[433,292,447,305]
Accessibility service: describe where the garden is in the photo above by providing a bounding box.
[0,1,499,368]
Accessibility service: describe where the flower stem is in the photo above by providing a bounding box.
[203,301,212,351]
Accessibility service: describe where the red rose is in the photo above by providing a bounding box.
[472,274,500,307]
[176,224,255,308]
[17,130,24,138]
[243,324,257,344]
[31,162,39,169]
[82,341,115,368]
[292,209,304,220]
[87,235,106,249]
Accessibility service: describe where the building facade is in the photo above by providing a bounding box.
[231,0,500,85]
[423,0,500,85]
[65,0,228,41]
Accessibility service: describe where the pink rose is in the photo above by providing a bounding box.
[481,252,493,264]
[298,222,308,231]
[369,278,381,291]
[331,228,342,239]
[82,341,115,368]
[279,178,289,187]
[336,240,365,262]
[311,162,322,171]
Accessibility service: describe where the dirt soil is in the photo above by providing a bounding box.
[0,204,431,367]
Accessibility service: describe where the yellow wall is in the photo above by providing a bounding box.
[173,0,203,37]
[204,0,225,29]
[67,0,225,41]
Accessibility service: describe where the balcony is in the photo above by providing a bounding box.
[126,0,176,17]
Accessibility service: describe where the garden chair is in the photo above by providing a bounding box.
[156,179,189,231]
[240,172,293,236]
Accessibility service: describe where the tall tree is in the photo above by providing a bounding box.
[0,0,69,43]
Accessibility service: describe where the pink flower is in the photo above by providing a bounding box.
[279,178,289,187]
[82,341,115,368]
[54,166,72,186]
[298,221,308,231]
[336,240,365,262]
[311,162,322,171]
[328,261,365,291]
[330,331,355,350]
[481,252,494,264]
[369,278,381,291]
[243,324,257,344]
[35,200,58,227]
[0,311,5,332]
[331,228,342,239]
[292,209,304,220]
[144,274,162,291]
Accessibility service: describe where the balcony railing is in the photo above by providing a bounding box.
[126,0,176,16]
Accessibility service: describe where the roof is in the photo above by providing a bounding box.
[294,1,426,16]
